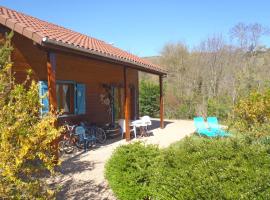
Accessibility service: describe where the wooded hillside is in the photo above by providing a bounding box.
[140,23,270,120]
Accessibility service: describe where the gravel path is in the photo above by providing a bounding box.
[50,119,195,200]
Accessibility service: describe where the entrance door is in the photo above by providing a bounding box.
[112,86,137,123]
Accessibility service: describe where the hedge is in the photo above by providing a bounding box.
[105,138,270,199]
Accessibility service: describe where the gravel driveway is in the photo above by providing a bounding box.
[50,119,195,200]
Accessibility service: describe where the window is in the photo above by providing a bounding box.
[56,83,75,115]
[39,81,86,116]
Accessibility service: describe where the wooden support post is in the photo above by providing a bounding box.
[118,87,122,118]
[159,75,164,129]
[46,52,58,162]
[47,52,57,112]
[124,67,131,141]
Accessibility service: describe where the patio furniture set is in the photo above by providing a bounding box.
[59,116,153,154]
[118,116,152,138]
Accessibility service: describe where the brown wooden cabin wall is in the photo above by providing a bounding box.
[11,32,47,82]
[7,30,139,125]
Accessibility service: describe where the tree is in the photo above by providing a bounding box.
[230,22,249,49]
[143,22,270,120]
[198,34,226,98]
[139,80,160,117]
[159,43,193,117]
[230,22,268,51]
[0,32,62,199]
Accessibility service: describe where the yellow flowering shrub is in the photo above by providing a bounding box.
[0,33,62,199]
[233,89,270,136]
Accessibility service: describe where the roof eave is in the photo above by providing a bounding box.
[0,13,166,76]
[41,37,167,76]
[0,15,44,44]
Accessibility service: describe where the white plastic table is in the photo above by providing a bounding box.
[131,119,144,127]
[131,120,147,137]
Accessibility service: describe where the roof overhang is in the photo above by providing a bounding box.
[0,8,167,77]
[41,37,167,76]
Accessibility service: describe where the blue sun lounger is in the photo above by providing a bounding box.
[207,117,230,137]
[194,117,217,137]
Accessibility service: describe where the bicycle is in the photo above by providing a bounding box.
[80,122,107,144]
[58,123,77,154]
[59,122,107,154]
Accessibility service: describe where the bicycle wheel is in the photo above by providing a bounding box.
[75,137,85,149]
[58,140,65,154]
[76,139,94,149]
[63,140,75,154]
[96,128,106,144]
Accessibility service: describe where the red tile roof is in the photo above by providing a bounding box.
[0,6,166,75]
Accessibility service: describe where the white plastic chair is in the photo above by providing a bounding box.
[118,119,137,138]
[141,116,152,133]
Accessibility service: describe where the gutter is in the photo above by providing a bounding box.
[41,37,167,77]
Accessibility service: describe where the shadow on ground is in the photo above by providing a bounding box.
[51,151,114,200]
[55,179,112,200]
[149,120,173,130]
[56,152,94,175]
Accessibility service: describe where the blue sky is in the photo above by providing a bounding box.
[1,0,270,56]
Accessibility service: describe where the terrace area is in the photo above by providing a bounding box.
[50,119,195,199]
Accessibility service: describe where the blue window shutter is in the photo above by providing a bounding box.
[76,84,86,114]
[39,81,49,115]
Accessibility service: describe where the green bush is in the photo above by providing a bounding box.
[152,137,270,199]
[105,142,159,200]
[177,100,196,119]
[139,80,160,117]
[207,97,231,121]
[106,138,270,199]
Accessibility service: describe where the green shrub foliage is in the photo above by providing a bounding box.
[177,99,196,119]
[106,138,270,199]
[105,142,160,200]
[207,96,231,121]
[153,138,270,199]
[139,80,160,117]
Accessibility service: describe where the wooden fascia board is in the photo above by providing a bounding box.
[0,15,44,44]
[41,39,167,76]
